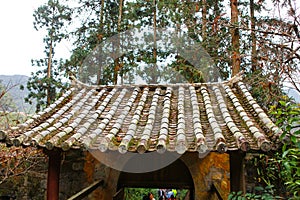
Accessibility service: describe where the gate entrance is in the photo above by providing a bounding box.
[116,159,194,199]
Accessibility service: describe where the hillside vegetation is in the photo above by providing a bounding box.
[0,75,35,113]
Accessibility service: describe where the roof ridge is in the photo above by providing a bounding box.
[69,75,241,88]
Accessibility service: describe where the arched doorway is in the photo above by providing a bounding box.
[116,158,195,199]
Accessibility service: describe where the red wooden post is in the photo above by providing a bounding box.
[45,150,62,200]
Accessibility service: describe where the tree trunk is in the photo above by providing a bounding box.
[152,0,158,84]
[99,0,105,27]
[250,0,257,72]
[202,0,207,47]
[113,0,124,85]
[118,0,123,33]
[47,10,54,106]
[47,40,53,105]
[97,0,105,85]
[230,0,240,76]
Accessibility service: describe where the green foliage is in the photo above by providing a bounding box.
[66,0,232,85]
[124,188,188,200]
[244,152,287,196]
[0,81,17,112]
[125,188,158,200]
[65,0,299,86]
[270,99,300,141]
[25,0,72,111]
[25,59,69,112]
[245,70,285,109]
[0,112,27,129]
[232,100,299,199]
[228,186,282,200]
[0,81,27,128]
[28,0,299,103]
[270,100,300,199]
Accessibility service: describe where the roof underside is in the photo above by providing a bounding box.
[0,81,282,156]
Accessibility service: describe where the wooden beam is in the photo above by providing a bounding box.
[113,188,124,200]
[45,150,62,200]
[67,180,104,200]
[229,151,246,193]
[211,183,224,200]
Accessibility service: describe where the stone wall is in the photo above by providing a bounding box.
[60,151,231,200]
[180,152,230,200]
[0,160,47,200]
[0,151,232,200]
[59,150,119,200]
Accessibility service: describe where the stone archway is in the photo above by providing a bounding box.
[117,158,195,199]
[61,151,229,199]
[180,152,231,200]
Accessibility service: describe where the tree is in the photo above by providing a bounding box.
[0,81,17,112]
[234,0,300,106]
[33,0,299,102]
[65,0,121,84]
[0,84,46,189]
[0,145,46,186]
[24,0,72,112]
[249,0,257,72]
[230,0,241,76]
[230,99,300,199]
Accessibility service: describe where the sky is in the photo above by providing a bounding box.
[0,0,70,76]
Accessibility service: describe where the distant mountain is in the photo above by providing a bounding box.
[0,75,36,113]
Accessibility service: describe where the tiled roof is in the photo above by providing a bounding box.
[0,78,283,155]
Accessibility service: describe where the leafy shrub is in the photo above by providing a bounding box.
[228,185,282,200]
[229,99,299,200]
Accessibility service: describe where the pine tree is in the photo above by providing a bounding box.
[24,0,72,111]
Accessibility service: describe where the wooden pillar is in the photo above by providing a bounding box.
[45,149,62,200]
[229,151,246,193]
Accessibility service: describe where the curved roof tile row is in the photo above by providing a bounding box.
[0,80,283,155]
